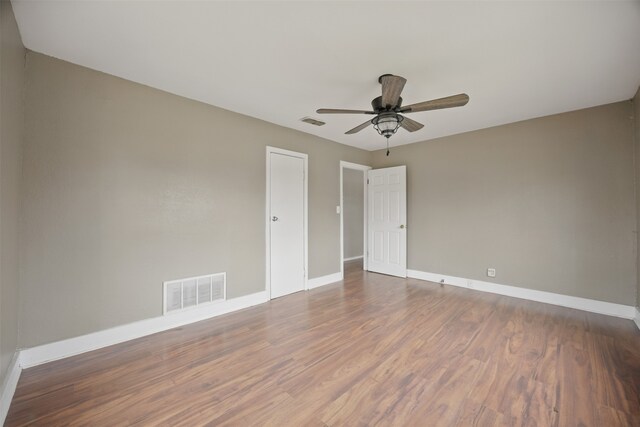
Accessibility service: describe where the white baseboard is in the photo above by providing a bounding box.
[308,272,343,290]
[343,256,364,262]
[634,307,640,331]
[0,351,22,425]
[20,291,268,369]
[407,269,636,320]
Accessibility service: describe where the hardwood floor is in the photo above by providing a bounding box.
[7,260,640,426]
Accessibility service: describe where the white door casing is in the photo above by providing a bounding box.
[367,166,407,277]
[266,147,308,299]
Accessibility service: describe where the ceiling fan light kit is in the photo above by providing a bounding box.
[316,74,469,155]
[372,113,403,139]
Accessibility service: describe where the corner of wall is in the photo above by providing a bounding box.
[0,0,27,406]
[634,86,640,311]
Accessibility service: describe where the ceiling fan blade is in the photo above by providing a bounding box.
[345,119,373,134]
[399,116,424,132]
[316,108,375,114]
[400,93,469,113]
[381,75,407,108]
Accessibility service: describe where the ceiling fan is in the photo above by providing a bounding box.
[316,74,469,154]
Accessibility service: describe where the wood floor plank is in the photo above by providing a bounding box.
[6,260,640,426]
[403,355,484,426]
[557,341,601,426]
[454,399,500,427]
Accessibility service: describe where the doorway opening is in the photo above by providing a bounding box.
[340,161,371,278]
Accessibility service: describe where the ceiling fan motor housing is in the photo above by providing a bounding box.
[372,96,402,112]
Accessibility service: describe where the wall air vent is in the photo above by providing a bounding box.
[300,117,326,126]
[163,272,226,315]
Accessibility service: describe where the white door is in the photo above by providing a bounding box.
[269,151,306,298]
[367,166,407,277]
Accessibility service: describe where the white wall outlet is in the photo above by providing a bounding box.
[336,205,341,214]
[487,268,496,278]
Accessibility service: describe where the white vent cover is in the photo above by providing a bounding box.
[163,272,226,314]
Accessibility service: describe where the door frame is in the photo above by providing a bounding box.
[265,146,309,300]
[340,161,371,278]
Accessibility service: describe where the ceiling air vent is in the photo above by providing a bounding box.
[163,272,226,315]
[300,117,325,126]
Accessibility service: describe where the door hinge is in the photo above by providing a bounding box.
[367,178,369,184]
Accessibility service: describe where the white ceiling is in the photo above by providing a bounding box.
[11,1,640,151]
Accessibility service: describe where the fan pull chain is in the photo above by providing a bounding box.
[386,138,390,156]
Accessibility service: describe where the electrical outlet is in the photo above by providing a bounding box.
[487,268,496,278]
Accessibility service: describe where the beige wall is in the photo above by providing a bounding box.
[372,102,636,305]
[635,86,640,309]
[343,168,364,259]
[0,0,25,382]
[20,52,371,348]
[12,44,640,349]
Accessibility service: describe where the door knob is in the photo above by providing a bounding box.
[272,216,279,222]
[400,224,405,229]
